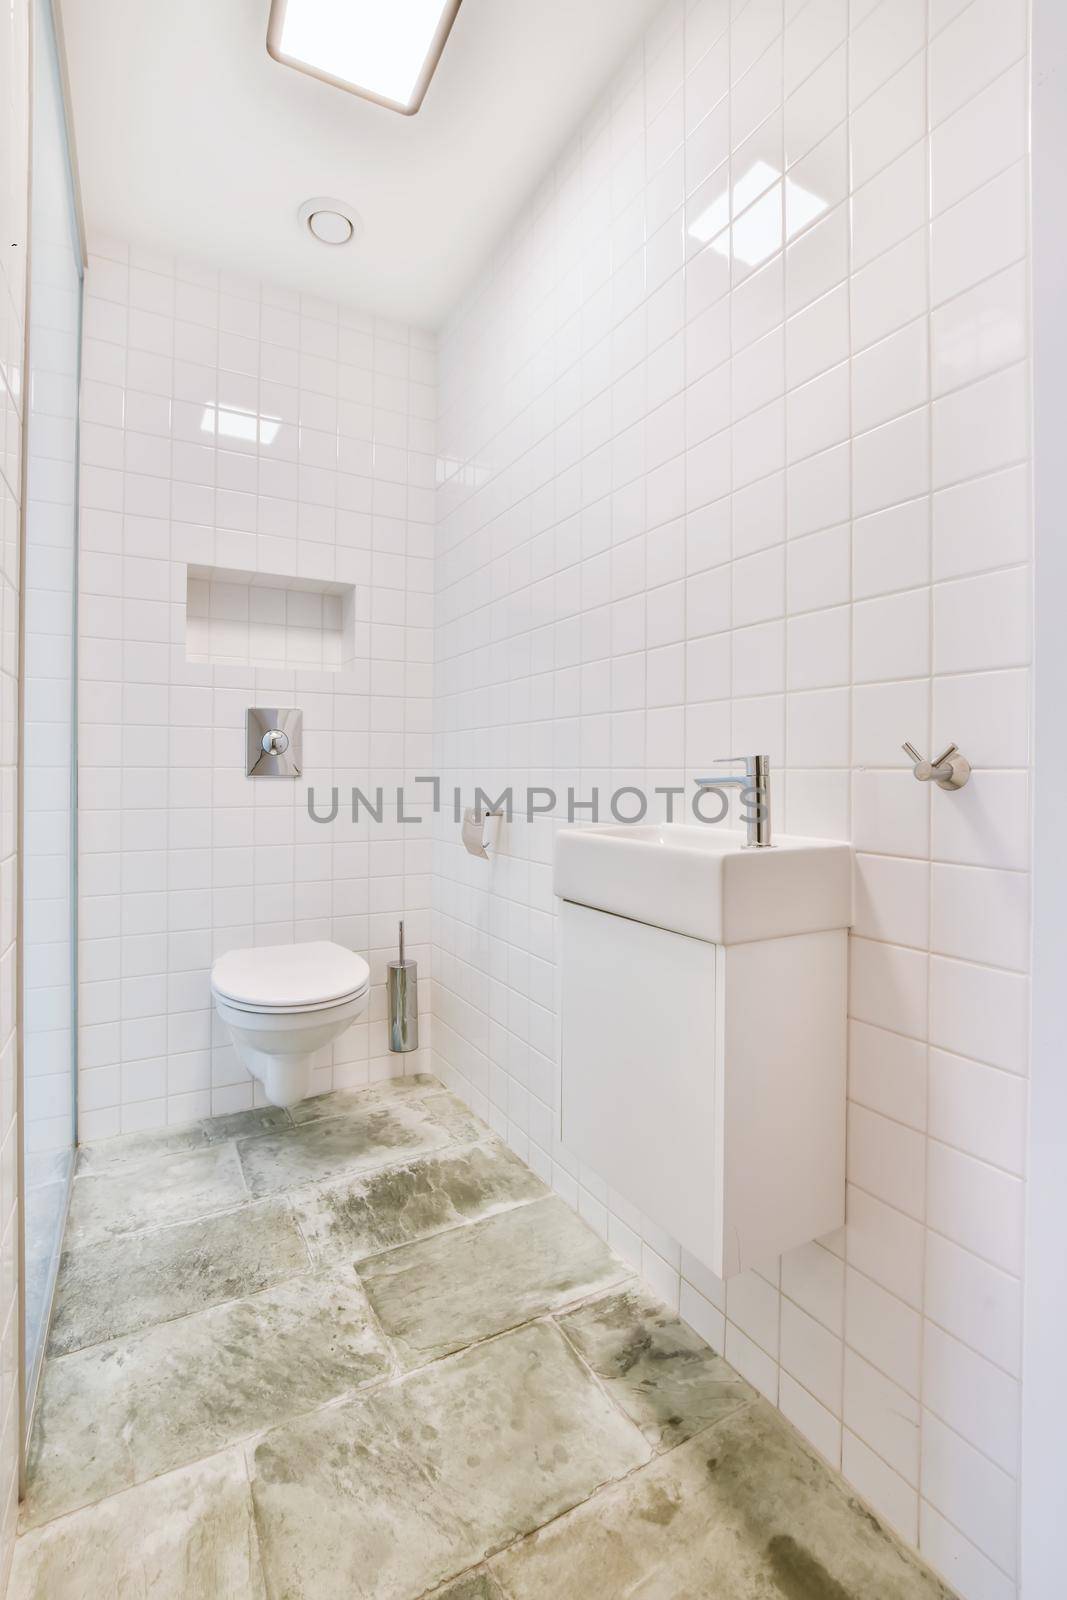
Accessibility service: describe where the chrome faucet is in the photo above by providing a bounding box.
[695,755,772,848]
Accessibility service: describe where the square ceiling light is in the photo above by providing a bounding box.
[267,0,463,115]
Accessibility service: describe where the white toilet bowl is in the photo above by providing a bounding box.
[210,940,370,1107]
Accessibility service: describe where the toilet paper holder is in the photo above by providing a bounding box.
[461,808,502,859]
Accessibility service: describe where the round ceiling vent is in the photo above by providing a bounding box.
[298,197,360,246]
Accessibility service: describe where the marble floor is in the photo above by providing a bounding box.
[11,1075,954,1600]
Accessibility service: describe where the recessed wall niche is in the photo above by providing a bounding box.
[184,565,357,672]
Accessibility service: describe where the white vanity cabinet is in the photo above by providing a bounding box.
[555,824,851,1279]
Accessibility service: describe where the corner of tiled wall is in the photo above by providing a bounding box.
[431,1,1032,1596]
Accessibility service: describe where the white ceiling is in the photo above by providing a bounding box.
[58,0,664,330]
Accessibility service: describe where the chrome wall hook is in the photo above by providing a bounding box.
[902,741,971,791]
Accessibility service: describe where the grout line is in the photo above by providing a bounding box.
[850,931,1030,978]
[16,1438,261,1545]
[846,1183,1024,1287]
[845,1004,1023,1063]
[848,1111,1026,1183]
[842,1248,1020,1383]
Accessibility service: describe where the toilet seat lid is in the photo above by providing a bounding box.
[211,941,370,1010]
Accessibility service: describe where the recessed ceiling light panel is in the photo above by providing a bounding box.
[298,197,361,246]
[267,0,463,115]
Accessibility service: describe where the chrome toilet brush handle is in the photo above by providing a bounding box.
[388,919,419,1053]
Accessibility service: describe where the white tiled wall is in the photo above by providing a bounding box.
[77,243,437,1135]
[0,0,28,1576]
[432,1,1032,1595]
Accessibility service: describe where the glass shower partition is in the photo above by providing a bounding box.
[21,0,82,1427]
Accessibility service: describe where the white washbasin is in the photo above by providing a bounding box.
[553,823,852,945]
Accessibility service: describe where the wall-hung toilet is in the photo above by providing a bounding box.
[210,941,370,1108]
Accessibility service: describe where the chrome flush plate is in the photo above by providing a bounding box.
[246,708,302,778]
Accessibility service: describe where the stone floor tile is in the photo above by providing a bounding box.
[48,1199,309,1355]
[75,1106,291,1175]
[289,1075,439,1124]
[290,1140,547,1266]
[359,1196,632,1370]
[237,1096,457,1198]
[556,1283,755,1449]
[64,1143,248,1248]
[420,1090,490,1144]
[9,1449,265,1600]
[489,1402,956,1600]
[250,1320,650,1600]
[16,1084,954,1600]
[74,1125,211,1175]
[22,1268,392,1528]
[199,1105,293,1144]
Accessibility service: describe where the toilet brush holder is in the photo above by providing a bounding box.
[388,920,419,1053]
